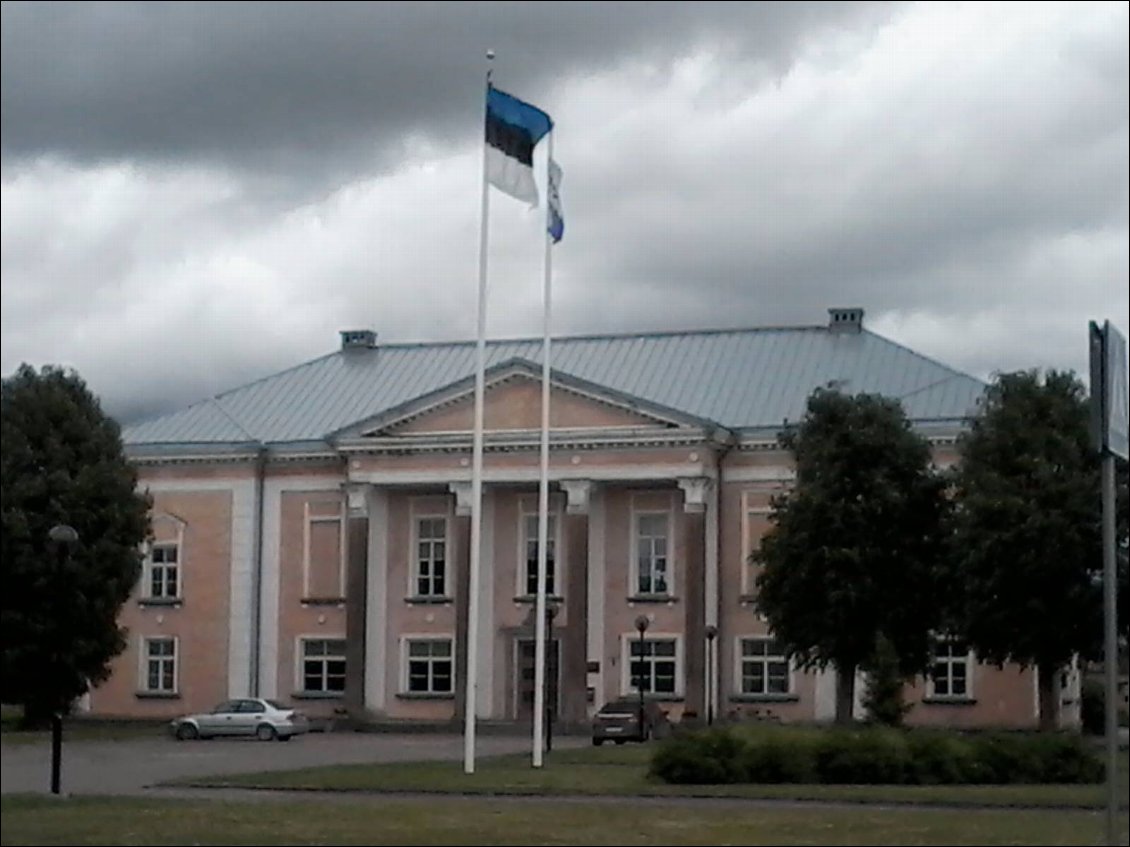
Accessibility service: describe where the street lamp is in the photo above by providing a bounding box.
[704,625,718,727]
[634,615,650,740]
[46,524,79,796]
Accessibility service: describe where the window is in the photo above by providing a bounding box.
[635,513,670,595]
[301,638,346,694]
[628,637,678,695]
[741,500,772,596]
[406,639,454,694]
[147,543,179,599]
[929,639,972,699]
[522,512,557,596]
[739,637,791,695]
[143,637,177,693]
[414,517,448,597]
[304,499,344,599]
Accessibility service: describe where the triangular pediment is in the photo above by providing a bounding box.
[336,359,707,440]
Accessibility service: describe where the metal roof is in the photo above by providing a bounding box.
[122,324,986,448]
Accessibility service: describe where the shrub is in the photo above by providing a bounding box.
[814,728,911,784]
[738,734,818,783]
[904,731,982,784]
[649,728,745,784]
[1026,733,1104,784]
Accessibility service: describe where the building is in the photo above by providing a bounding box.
[90,307,1078,729]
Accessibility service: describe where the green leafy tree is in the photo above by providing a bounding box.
[952,370,1101,731]
[1,365,150,725]
[861,633,914,727]
[754,390,950,725]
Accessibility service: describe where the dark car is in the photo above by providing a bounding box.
[592,697,669,745]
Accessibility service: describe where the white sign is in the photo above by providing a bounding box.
[1104,321,1129,460]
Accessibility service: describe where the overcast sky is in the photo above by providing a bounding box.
[2,1,1127,424]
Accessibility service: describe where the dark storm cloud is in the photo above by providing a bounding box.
[1,1,890,184]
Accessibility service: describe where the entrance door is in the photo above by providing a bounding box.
[516,638,560,721]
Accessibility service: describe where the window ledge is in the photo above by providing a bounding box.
[138,598,183,608]
[513,594,564,605]
[730,693,799,703]
[135,691,181,700]
[922,696,977,706]
[404,596,454,606]
[292,691,346,700]
[396,692,455,700]
[301,597,346,607]
[628,594,678,604]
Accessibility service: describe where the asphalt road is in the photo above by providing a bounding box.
[1,731,582,796]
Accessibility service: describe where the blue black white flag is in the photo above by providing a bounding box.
[547,158,564,243]
[486,85,553,206]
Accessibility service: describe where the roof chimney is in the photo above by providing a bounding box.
[828,307,864,333]
[340,329,378,351]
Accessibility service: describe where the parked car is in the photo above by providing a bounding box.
[592,697,670,745]
[170,698,308,741]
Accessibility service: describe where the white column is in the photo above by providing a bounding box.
[814,667,837,722]
[586,486,606,712]
[704,476,719,718]
[364,487,389,712]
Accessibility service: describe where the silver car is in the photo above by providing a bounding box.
[170,698,309,741]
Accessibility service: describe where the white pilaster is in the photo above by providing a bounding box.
[364,487,389,712]
[586,486,606,712]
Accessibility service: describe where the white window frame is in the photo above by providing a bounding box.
[741,495,773,597]
[139,635,178,694]
[517,494,564,598]
[401,635,456,695]
[143,514,185,600]
[619,633,683,698]
[296,635,347,696]
[735,635,794,696]
[409,501,451,599]
[630,493,675,597]
[303,497,346,598]
[927,636,975,700]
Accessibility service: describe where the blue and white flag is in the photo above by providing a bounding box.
[547,158,564,243]
[486,85,553,206]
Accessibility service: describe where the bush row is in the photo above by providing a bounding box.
[649,726,1104,785]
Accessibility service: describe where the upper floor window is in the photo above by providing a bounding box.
[414,516,448,598]
[522,512,557,596]
[147,543,180,599]
[635,512,670,596]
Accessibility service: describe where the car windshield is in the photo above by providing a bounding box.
[600,700,639,713]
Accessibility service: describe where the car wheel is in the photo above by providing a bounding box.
[592,738,604,747]
[256,723,277,742]
[175,723,199,741]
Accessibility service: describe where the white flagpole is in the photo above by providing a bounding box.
[532,131,555,769]
[465,51,494,776]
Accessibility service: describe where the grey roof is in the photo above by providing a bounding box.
[122,324,986,449]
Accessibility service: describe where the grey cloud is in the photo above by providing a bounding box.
[1,1,892,188]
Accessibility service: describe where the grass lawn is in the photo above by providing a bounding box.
[0,794,1122,846]
[183,740,1130,812]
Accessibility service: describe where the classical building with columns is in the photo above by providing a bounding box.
[89,308,1077,729]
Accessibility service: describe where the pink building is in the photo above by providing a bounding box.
[90,308,1079,729]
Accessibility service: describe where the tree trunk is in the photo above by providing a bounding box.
[835,663,856,725]
[1037,661,1061,732]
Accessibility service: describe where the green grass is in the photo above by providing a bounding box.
[181,741,1130,810]
[1,794,1124,846]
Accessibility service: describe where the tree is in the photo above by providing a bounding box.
[861,633,914,727]
[1,364,150,725]
[754,390,950,725]
[952,370,1101,732]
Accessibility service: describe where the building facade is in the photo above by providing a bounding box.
[89,309,1079,728]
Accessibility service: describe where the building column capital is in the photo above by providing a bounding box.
[448,481,474,517]
[677,477,712,513]
[560,479,594,515]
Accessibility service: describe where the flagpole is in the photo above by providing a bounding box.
[532,131,555,769]
[465,51,494,776]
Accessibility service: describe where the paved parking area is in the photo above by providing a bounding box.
[1,731,583,796]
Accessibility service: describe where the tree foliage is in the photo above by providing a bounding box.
[951,370,1101,730]
[1,364,150,723]
[754,390,950,724]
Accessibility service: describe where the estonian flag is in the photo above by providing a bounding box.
[486,85,553,206]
